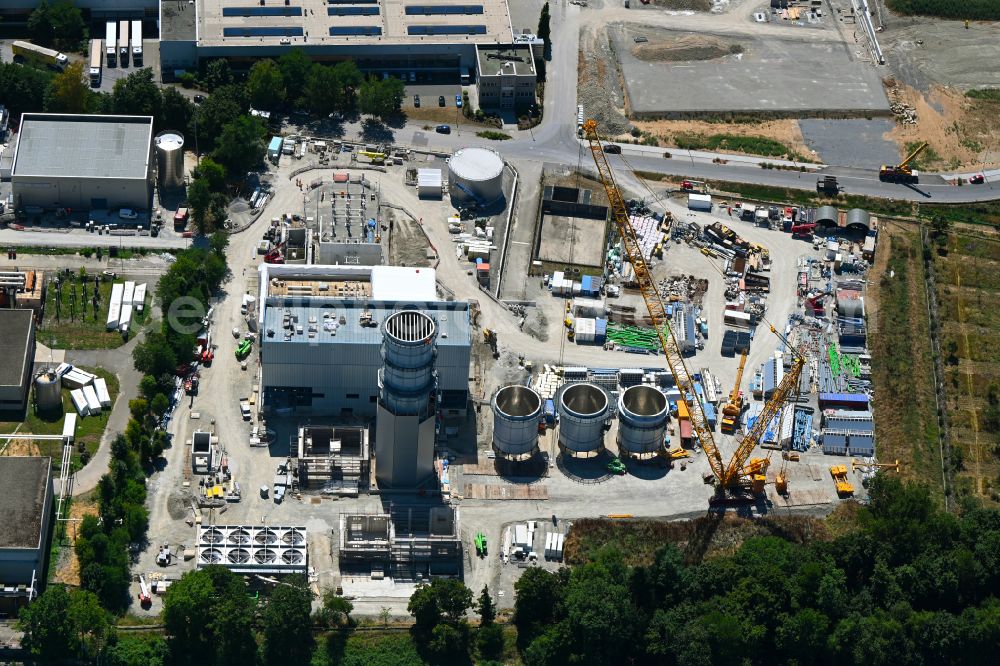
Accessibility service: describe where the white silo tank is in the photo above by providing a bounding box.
[557,383,609,457]
[34,370,63,412]
[617,385,668,459]
[448,147,504,207]
[155,131,185,190]
[492,385,541,460]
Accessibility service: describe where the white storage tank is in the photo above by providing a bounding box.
[557,383,609,457]
[492,385,542,460]
[155,131,185,190]
[617,385,668,459]
[448,147,504,208]
[34,370,63,412]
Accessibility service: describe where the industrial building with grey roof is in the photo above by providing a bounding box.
[0,308,36,413]
[11,114,154,211]
[0,457,54,608]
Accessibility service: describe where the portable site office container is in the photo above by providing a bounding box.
[119,303,133,333]
[82,385,102,415]
[62,413,77,442]
[94,377,112,409]
[70,389,89,416]
[267,137,283,163]
[133,283,147,312]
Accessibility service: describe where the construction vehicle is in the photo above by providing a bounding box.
[790,222,817,238]
[667,446,690,460]
[235,338,252,360]
[720,350,748,434]
[483,328,500,359]
[879,142,927,183]
[585,119,805,497]
[830,465,854,496]
[851,458,901,473]
[681,179,706,192]
[358,150,386,164]
[264,240,286,264]
[816,175,840,194]
[607,457,627,475]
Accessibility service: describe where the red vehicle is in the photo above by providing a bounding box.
[791,222,817,238]
[970,174,986,184]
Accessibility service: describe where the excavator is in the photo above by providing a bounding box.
[879,141,927,183]
[720,350,748,434]
[584,119,805,498]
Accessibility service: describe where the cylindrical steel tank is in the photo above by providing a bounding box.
[815,205,839,227]
[492,385,541,459]
[617,385,668,458]
[846,208,871,231]
[558,383,609,456]
[380,310,437,415]
[448,147,504,207]
[154,131,185,190]
[34,370,62,412]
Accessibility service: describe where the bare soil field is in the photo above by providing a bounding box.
[631,33,736,62]
[884,80,1000,169]
[628,118,813,157]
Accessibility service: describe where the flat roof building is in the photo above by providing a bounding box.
[476,44,537,113]
[161,0,517,79]
[0,309,37,413]
[11,114,154,211]
[0,457,54,610]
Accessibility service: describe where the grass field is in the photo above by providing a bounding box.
[39,278,151,349]
[869,226,945,498]
[0,367,120,473]
[933,227,1000,502]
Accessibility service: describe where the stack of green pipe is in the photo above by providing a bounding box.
[606,323,666,351]
[843,354,861,377]
[828,345,840,376]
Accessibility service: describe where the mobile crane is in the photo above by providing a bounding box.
[720,350,748,434]
[879,141,927,183]
[584,119,805,496]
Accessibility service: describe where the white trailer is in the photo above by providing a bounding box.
[119,303,133,334]
[122,281,136,307]
[62,369,94,390]
[133,283,147,312]
[94,377,112,409]
[688,193,712,212]
[107,282,124,330]
[62,413,77,443]
[70,389,90,417]
[130,20,142,66]
[105,21,116,67]
[82,385,102,415]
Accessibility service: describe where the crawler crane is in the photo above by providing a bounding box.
[584,120,804,497]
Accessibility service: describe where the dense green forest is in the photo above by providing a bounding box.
[887,0,1000,20]
[20,477,1000,664]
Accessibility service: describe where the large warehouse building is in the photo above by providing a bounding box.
[257,264,471,420]
[11,114,154,211]
[0,308,37,414]
[0,457,54,611]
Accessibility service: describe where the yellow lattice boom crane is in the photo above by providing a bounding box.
[720,349,748,434]
[583,119,805,494]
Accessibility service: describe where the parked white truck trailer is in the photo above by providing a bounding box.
[88,39,102,86]
[118,20,129,66]
[130,20,142,66]
[105,21,116,67]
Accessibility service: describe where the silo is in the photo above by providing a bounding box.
[448,147,505,208]
[34,370,63,412]
[492,385,541,460]
[375,310,438,488]
[617,385,668,459]
[557,383,609,457]
[154,131,185,190]
[845,208,871,232]
[815,205,839,228]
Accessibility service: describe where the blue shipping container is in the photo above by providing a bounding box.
[819,392,869,410]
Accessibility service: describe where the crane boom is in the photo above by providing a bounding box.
[583,120,726,483]
[584,120,807,491]
[720,349,748,433]
[898,141,928,170]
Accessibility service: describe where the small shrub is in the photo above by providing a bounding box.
[476,130,512,141]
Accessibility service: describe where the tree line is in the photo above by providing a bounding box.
[887,0,1000,20]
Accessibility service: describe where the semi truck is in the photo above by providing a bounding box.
[105,21,117,67]
[130,20,143,66]
[11,41,68,70]
[88,39,102,86]
[118,20,130,66]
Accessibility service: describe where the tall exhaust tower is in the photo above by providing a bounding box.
[375,310,438,488]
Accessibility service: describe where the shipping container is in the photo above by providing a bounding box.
[595,318,607,345]
[575,317,596,344]
[822,430,849,455]
[70,389,89,416]
[62,413,77,441]
[688,193,712,212]
[848,433,875,457]
[94,377,112,408]
[818,392,869,410]
[82,385,102,415]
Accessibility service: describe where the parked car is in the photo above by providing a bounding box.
[119,208,138,220]
[970,174,986,184]
[603,144,622,154]
[413,94,420,107]
[193,94,205,104]
[435,124,451,134]
[455,94,463,107]
[438,95,446,107]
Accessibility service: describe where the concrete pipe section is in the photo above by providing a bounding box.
[558,383,609,457]
[492,385,542,460]
[617,385,668,459]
